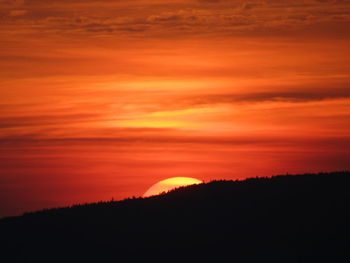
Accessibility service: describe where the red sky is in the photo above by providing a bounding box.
[1,0,350,217]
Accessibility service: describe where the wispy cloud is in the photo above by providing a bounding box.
[1,0,350,37]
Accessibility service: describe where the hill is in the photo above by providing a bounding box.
[1,171,350,262]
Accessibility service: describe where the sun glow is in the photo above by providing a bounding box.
[143,177,203,197]
[114,106,232,130]
[117,120,185,128]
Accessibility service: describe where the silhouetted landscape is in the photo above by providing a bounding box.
[1,171,350,262]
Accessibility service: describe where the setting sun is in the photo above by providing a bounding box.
[143,177,203,197]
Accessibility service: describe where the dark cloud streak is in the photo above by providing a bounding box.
[1,0,350,38]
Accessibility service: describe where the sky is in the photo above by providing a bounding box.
[1,0,350,217]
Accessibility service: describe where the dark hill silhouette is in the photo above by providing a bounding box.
[1,171,350,262]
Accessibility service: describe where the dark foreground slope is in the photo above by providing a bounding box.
[1,172,350,262]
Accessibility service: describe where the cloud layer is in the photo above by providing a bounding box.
[1,0,350,37]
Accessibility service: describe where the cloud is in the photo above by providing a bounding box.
[1,131,350,151]
[147,13,183,23]
[0,113,106,129]
[169,88,350,111]
[198,0,221,3]
[8,9,27,16]
[1,0,349,37]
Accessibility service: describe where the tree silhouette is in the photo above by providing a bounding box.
[1,171,349,262]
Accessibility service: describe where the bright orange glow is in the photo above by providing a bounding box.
[143,177,203,197]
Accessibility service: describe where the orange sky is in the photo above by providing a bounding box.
[1,0,350,217]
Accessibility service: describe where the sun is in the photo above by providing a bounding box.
[143,177,203,197]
